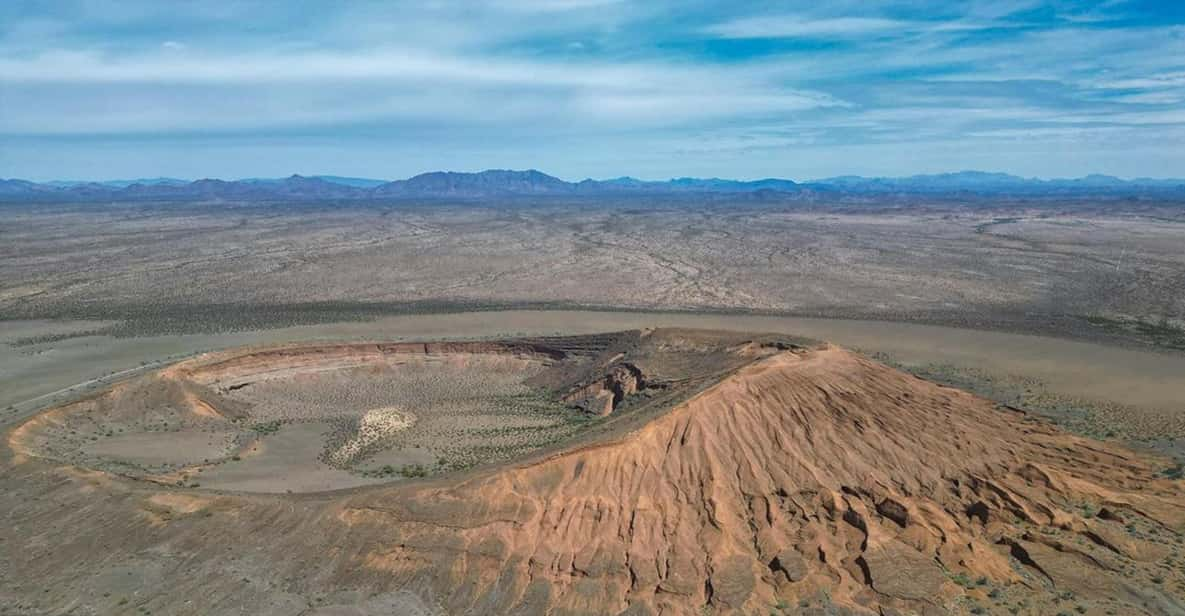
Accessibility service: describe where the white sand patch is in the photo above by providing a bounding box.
[325,407,415,468]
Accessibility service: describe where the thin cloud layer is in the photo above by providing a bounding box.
[704,17,908,39]
[0,0,1182,180]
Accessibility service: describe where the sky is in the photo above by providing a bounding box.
[1,0,1184,181]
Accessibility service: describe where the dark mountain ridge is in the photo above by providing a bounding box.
[2,169,1183,202]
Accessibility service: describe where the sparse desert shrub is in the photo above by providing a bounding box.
[949,572,974,588]
[251,420,282,435]
[1160,464,1184,480]
[399,464,427,478]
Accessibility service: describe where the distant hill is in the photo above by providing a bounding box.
[312,175,389,188]
[42,177,190,189]
[374,169,573,197]
[2,169,1183,202]
[810,170,1185,195]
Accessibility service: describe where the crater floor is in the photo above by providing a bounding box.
[12,338,617,492]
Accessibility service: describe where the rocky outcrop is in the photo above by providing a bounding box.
[562,363,645,416]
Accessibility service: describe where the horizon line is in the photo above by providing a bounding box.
[9,168,1185,185]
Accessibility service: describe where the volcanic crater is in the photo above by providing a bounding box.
[5,329,1185,615]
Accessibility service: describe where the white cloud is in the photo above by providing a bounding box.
[0,47,698,89]
[496,0,625,12]
[3,0,1184,179]
[1092,71,1185,90]
[705,16,907,39]
[0,46,846,135]
[1107,91,1185,104]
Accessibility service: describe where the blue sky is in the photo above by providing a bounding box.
[1,0,1184,181]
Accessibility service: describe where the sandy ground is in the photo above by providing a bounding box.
[4,206,1183,337]
[4,310,1183,422]
[83,430,235,468]
[195,422,381,493]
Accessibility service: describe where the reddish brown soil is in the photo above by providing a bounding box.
[3,330,1182,615]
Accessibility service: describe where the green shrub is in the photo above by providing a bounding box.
[399,464,427,478]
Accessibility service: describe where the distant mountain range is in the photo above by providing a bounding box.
[42,177,191,189]
[2,169,1183,202]
[813,171,1185,193]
